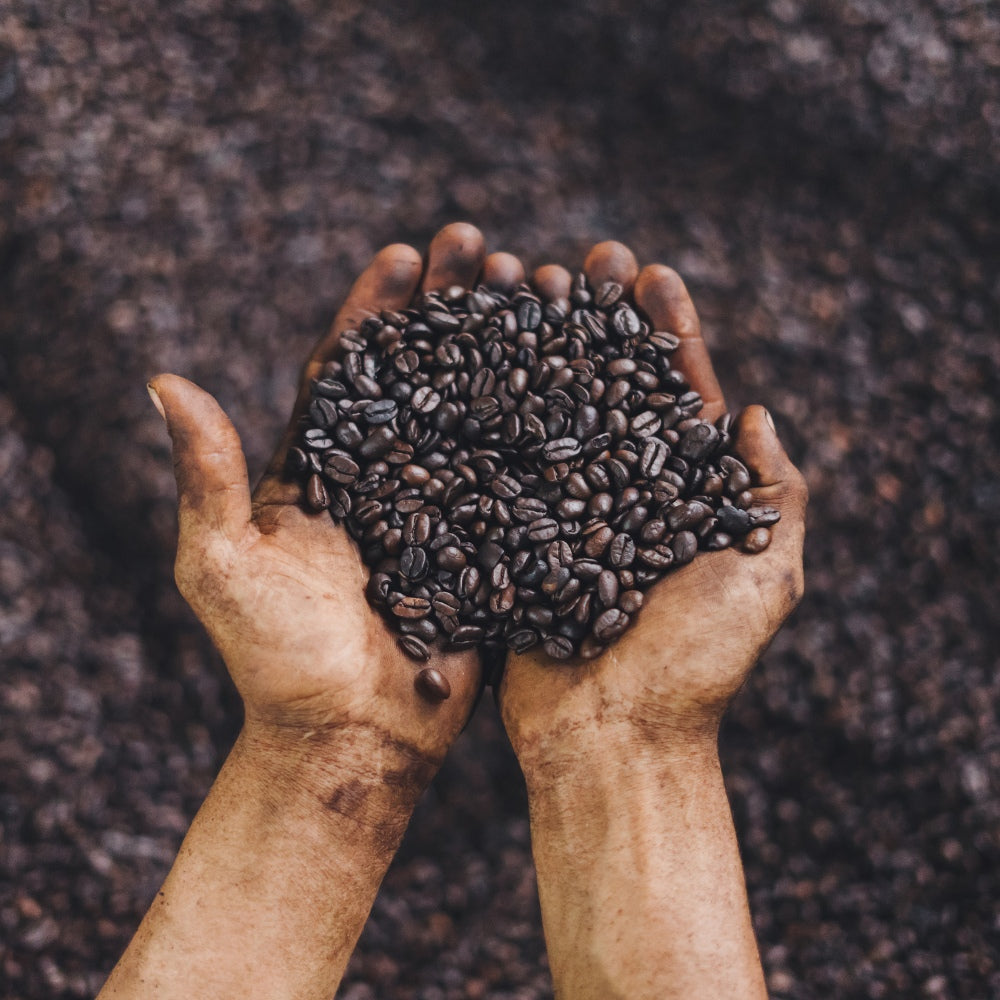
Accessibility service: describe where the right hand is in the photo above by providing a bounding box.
[498,242,809,776]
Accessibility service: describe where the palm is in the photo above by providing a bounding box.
[497,243,807,755]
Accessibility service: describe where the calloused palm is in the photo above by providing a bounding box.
[501,243,808,760]
[150,223,525,763]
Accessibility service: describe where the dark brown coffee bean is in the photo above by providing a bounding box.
[716,505,751,536]
[619,590,644,614]
[593,608,630,641]
[611,304,642,339]
[477,540,504,568]
[527,518,560,542]
[671,530,698,563]
[609,533,636,568]
[363,398,398,425]
[306,473,329,511]
[517,298,543,331]
[403,512,432,545]
[398,635,430,662]
[400,546,429,581]
[637,545,674,569]
[450,624,485,648]
[572,558,603,579]
[412,385,442,413]
[583,524,615,558]
[543,635,574,660]
[579,636,607,660]
[542,437,582,462]
[597,569,619,607]
[565,471,593,499]
[415,667,451,701]
[595,280,623,308]
[742,527,772,553]
[667,500,712,531]
[747,506,780,527]
[720,455,752,494]
[436,545,467,571]
[640,438,669,479]
[679,422,720,460]
[392,596,432,619]
[508,628,540,653]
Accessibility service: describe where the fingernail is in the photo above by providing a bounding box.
[147,383,166,421]
[763,408,776,432]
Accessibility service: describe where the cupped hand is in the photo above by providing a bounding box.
[499,243,808,769]
[149,223,524,777]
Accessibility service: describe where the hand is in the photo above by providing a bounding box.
[494,242,806,1000]
[500,241,809,771]
[148,223,523,795]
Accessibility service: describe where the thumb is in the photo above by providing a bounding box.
[148,374,252,545]
[732,405,809,522]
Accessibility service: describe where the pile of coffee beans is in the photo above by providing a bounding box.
[286,276,778,694]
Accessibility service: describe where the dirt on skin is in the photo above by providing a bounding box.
[1,2,998,997]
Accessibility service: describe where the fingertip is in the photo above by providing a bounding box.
[482,252,525,293]
[633,264,699,339]
[423,222,487,292]
[733,406,805,501]
[369,242,423,297]
[532,264,572,301]
[583,241,639,292]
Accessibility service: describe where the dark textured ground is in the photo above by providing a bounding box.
[1,1,999,997]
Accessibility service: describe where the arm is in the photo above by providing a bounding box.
[100,224,522,1000]
[500,244,808,999]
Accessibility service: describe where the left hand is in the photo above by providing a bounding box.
[149,223,523,798]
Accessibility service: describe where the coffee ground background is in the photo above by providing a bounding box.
[1,1,997,997]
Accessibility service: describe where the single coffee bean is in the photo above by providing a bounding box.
[597,569,619,607]
[543,437,583,462]
[306,473,329,511]
[595,281,623,308]
[414,667,451,701]
[398,635,430,662]
[742,527,772,553]
[508,628,540,653]
[671,531,698,564]
[715,505,752,536]
[364,398,398,425]
[543,635,574,659]
[620,590,644,614]
[609,533,636,568]
[593,608,630,641]
[392,596,432,619]
[679,422,720,461]
[450,624,485,648]
[528,518,560,542]
[400,545,429,580]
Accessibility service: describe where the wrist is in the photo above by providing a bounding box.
[234,719,438,851]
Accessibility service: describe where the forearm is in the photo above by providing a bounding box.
[99,723,431,1000]
[524,733,766,1000]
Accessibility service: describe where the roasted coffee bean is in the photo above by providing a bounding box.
[543,635,574,660]
[414,667,451,701]
[508,628,540,653]
[306,473,329,511]
[742,527,772,553]
[667,500,712,531]
[364,398,398,424]
[715,505,752,536]
[593,608,630,641]
[595,281,623,308]
[400,545,429,581]
[747,505,781,527]
[397,635,430,662]
[294,275,776,669]
[543,437,583,462]
[608,533,636,568]
[639,438,669,478]
[392,596,432,619]
[528,518,560,542]
[450,624,485,648]
[436,545,467,571]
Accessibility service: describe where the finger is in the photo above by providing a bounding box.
[482,252,525,293]
[306,242,423,380]
[583,240,639,295]
[732,405,808,521]
[421,222,486,293]
[532,264,572,302]
[633,264,727,423]
[148,374,252,544]
[260,243,423,487]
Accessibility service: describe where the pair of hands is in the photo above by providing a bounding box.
[148,221,807,823]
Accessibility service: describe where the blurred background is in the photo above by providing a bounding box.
[1,1,998,996]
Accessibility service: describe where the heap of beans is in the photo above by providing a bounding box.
[286,275,779,697]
